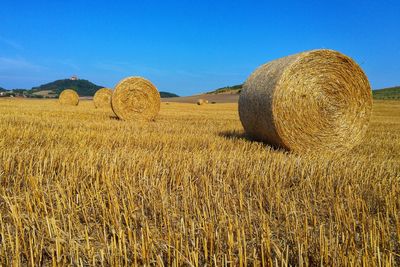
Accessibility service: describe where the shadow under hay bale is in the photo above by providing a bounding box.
[109,115,120,120]
[219,130,285,151]
[218,130,249,140]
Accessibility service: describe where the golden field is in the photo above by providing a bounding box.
[0,99,399,266]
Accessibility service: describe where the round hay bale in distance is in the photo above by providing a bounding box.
[111,76,161,121]
[93,88,113,108]
[239,49,372,153]
[197,99,206,105]
[59,89,79,106]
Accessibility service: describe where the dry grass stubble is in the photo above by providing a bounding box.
[0,99,399,265]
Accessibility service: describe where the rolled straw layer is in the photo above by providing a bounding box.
[111,77,161,121]
[239,49,372,153]
[59,89,79,106]
[93,88,112,109]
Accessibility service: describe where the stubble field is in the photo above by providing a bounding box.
[0,99,399,266]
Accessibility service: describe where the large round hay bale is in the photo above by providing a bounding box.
[93,88,113,109]
[59,89,79,106]
[111,76,161,121]
[239,49,372,153]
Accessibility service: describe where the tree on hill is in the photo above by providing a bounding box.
[2,79,180,98]
[207,84,243,94]
[206,83,400,100]
[373,86,400,100]
[30,79,180,98]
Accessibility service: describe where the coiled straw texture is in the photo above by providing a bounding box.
[239,49,372,153]
[59,89,79,106]
[93,88,113,109]
[111,77,161,121]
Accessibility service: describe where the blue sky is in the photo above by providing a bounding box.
[0,0,399,95]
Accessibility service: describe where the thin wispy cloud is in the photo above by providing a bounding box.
[94,62,242,79]
[94,62,129,73]
[175,70,204,78]
[94,62,167,76]
[59,59,80,71]
[176,69,244,79]
[0,36,23,50]
[0,56,45,71]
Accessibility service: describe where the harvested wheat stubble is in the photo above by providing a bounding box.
[93,88,113,109]
[239,49,372,153]
[111,76,161,121]
[59,89,79,106]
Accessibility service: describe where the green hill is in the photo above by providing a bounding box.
[160,91,179,98]
[31,79,103,96]
[373,86,400,100]
[29,79,179,98]
[0,87,7,92]
[207,83,400,100]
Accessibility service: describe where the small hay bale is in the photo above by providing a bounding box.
[59,89,79,106]
[239,49,372,153]
[197,99,206,105]
[111,76,161,121]
[93,88,113,109]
